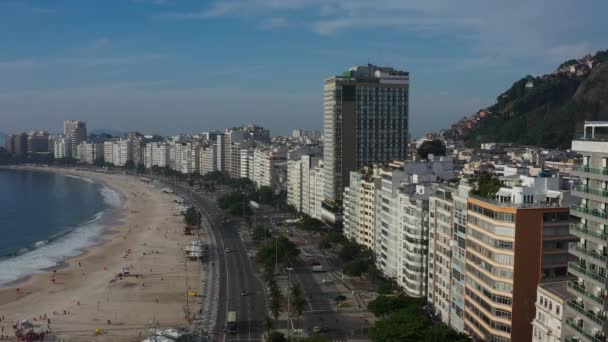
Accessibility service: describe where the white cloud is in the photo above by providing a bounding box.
[0,53,166,71]
[158,0,607,62]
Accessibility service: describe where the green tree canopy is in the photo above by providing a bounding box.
[417,139,446,160]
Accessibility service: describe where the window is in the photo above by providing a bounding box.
[556,305,560,315]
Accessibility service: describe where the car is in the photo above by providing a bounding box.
[240,290,248,296]
[312,326,329,333]
[225,248,231,253]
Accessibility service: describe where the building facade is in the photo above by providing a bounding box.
[63,120,87,158]
[322,64,409,211]
[564,121,608,342]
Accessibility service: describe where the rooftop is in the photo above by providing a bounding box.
[539,280,576,301]
[575,121,608,141]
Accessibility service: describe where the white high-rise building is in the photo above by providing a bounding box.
[103,141,114,164]
[343,167,379,250]
[53,136,71,159]
[240,148,254,179]
[200,145,217,176]
[63,120,87,158]
[78,142,103,164]
[287,159,303,211]
[144,142,170,168]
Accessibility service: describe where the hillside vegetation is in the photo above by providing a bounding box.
[464,49,608,148]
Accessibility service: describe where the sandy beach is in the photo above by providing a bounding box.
[0,167,202,341]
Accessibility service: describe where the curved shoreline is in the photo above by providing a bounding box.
[0,165,202,342]
[0,166,127,287]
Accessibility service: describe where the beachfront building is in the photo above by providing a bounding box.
[463,189,573,342]
[53,136,72,159]
[144,142,170,169]
[343,167,379,250]
[27,131,50,154]
[322,65,409,223]
[199,145,217,176]
[64,120,87,158]
[78,142,104,164]
[251,147,287,190]
[103,141,114,164]
[427,185,456,326]
[239,148,254,179]
[287,158,303,211]
[374,162,432,297]
[108,139,134,167]
[532,281,574,342]
[564,121,608,342]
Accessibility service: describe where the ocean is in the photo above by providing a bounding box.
[0,168,121,285]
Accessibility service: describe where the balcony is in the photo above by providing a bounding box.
[569,243,608,264]
[573,165,608,177]
[567,300,607,328]
[573,185,608,201]
[569,262,608,287]
[570,224,608,246]
[565,318,603,342]
[569,281,608,307]
[572,205,608,222]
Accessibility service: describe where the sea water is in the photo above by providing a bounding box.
[0,169,120,285]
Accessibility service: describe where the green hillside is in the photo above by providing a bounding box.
[464,49,608,148]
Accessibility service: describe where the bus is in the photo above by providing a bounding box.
[227,311,237,334]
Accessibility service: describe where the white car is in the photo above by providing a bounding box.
[225,248,231,253]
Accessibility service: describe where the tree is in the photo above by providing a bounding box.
[417,139,446,160]
[367,295,423,318]
[368,309,429,342]
[343,259,369,277]
[267,332,287,342]
[296,215,324,231]
[470,172,501,198]
[124,160,135,169]
[136,163,146,174]
[183,207,201,227]
[252,225,270,242]
[423,324,471,342]
[290,283,306,332]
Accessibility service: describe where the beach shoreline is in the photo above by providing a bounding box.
[0,165,126,288]
[0,166,202,341]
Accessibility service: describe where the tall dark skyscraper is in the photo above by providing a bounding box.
[322,64,409,210]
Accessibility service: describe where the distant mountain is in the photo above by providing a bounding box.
[89,128,126,138]
[444,49,608,149]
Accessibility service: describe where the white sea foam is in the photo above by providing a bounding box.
[64,174,94,184]
[100,185,121,208]
[0,212,107,286]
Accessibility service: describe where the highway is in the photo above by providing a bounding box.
[166,180,267,342]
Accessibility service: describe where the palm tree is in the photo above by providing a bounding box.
[290,283,306,336]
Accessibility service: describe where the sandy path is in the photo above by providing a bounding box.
[0,168,201,341]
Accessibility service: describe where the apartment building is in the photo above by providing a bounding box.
[428,185,456,325]
[564,121,608,342]
[63,120,86,158]
[532,281,574,342]
[463,193,572,342]
[343,167,380,250]
[199,145,217,176]
[287,159,303,211]
[53,136,71,159]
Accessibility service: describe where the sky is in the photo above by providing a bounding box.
[0,0,606,137]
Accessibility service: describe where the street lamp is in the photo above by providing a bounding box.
[286,267,294,339]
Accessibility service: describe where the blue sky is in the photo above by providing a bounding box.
[0,0,606,137]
